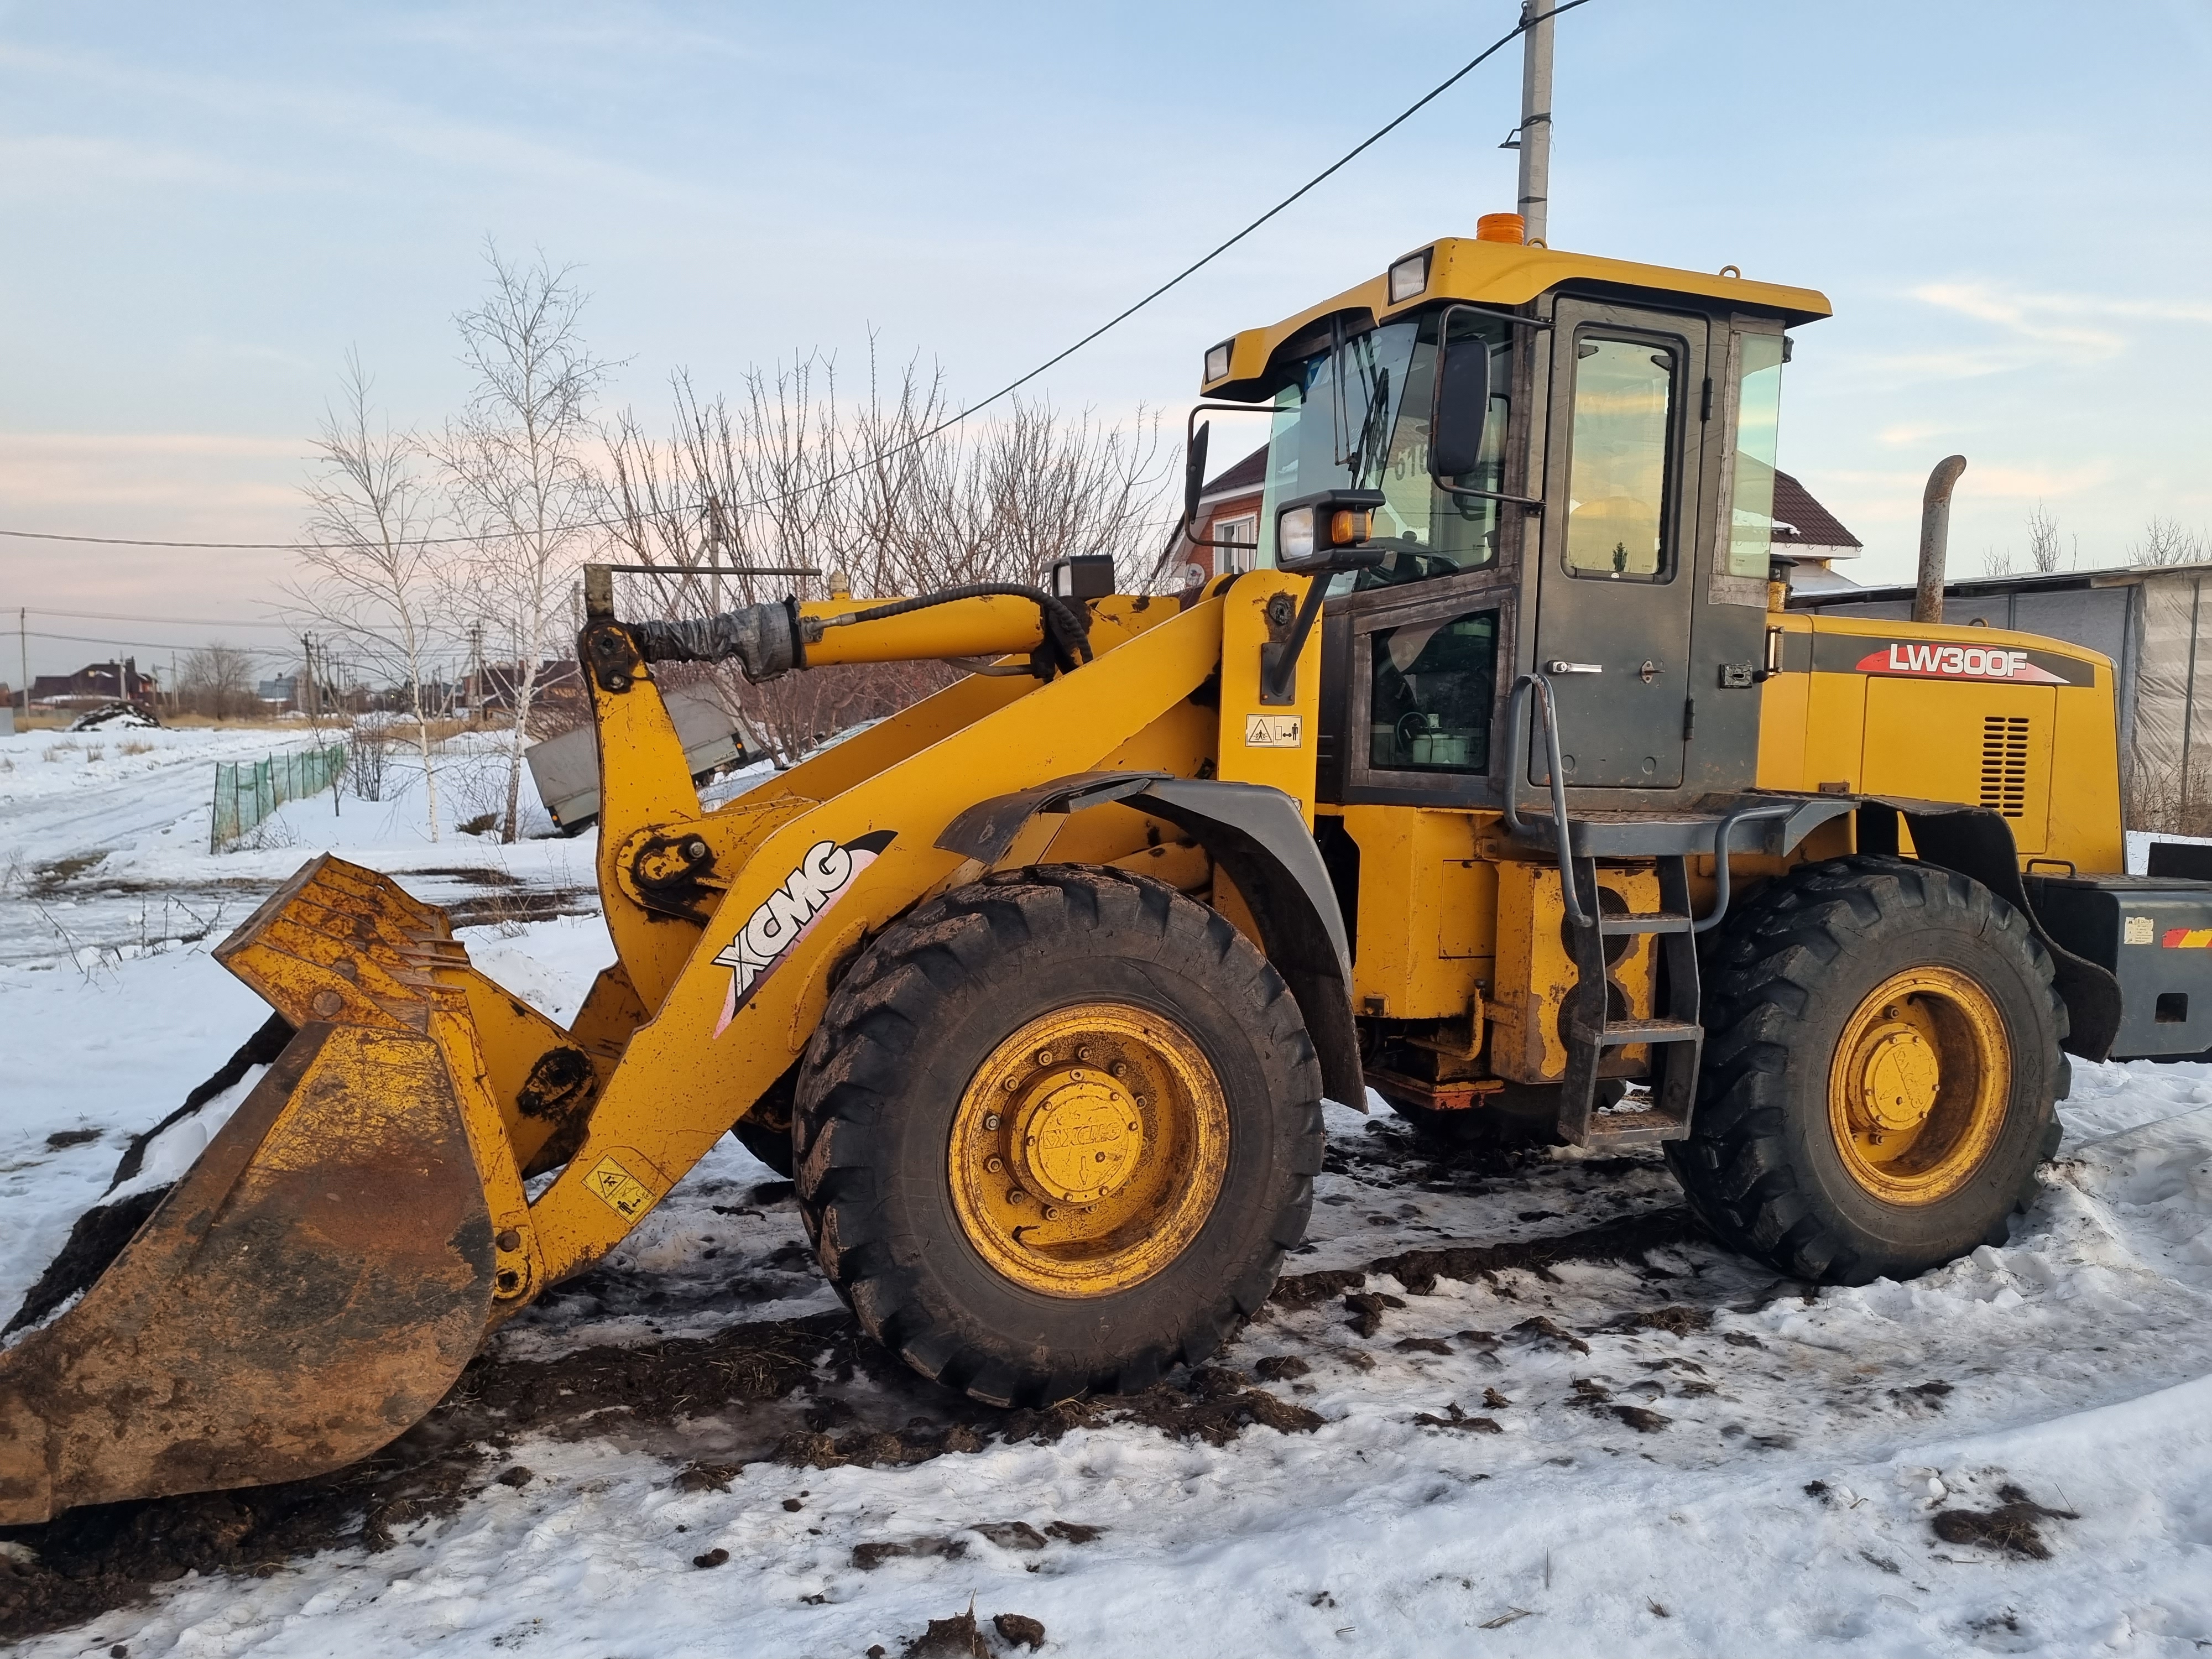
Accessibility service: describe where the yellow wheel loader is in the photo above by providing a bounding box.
[7,220,2202,1526]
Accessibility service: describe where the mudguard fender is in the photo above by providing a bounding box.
[935,772,1364,1108]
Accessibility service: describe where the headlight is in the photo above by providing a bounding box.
[1204,341,1233,383]
[1278,506,1316,565]
[1388,249,1431,305]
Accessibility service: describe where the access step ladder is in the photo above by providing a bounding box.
[1557,852,1703,1151]
[1501,674,1801,1154]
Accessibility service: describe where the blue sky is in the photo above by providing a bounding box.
[3,1,2210,676]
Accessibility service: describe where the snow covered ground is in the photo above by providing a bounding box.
[4,734,2212,1656]
[0,722,601,970]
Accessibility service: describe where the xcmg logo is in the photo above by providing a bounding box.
[1855,642,2068,684]
[712,829,896,1035]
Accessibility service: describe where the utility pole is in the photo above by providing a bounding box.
[1516,1,1555,244]
[468,622,486,723]
[19,608,29,723]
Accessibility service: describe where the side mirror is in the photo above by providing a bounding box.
[1183,420,1211,528]
[1428,337,1491,481]
[1275,489,1387,575]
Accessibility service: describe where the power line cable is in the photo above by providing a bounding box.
[0,1,1592,555]
[22,629,288,655]
[11,607,296,629]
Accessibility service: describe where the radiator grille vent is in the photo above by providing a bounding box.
[1980,716,2031,817]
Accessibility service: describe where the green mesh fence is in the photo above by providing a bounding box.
[210,743,347,852]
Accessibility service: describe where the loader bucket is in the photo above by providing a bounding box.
[0,1021,497,1524]
[0,856,540,1526]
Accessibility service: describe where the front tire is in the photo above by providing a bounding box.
[794,866,1324,1406]
[1670,855,2065,1284]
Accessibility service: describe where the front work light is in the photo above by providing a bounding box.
[1387,250,1431,305]
[1204,340,1234,383]
[1274,489,1386,576]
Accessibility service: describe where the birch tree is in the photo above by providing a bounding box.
[293,353,449,841]
[439,243,611,841]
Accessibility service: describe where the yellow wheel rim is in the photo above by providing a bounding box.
[948,1002,1229,1297]
[1826,967,2010,1206]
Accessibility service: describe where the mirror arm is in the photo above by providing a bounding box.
[1437,485,1545,510]
[1259,573,1333,703]
[1173,400,1280,555]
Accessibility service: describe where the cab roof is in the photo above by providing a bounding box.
[1199,233,1833,401]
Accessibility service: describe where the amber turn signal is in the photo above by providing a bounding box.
[1476,212,1526,245]
[1328,509,1370,546]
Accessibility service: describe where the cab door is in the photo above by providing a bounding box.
[1532,301,1708,789]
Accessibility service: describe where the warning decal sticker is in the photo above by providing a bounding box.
[584,1154,656,1220]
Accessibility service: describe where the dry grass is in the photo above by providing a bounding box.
[118,740,154,757]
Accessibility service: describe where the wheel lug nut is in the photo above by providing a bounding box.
[985,1156,1005,1173]
[983,1113,1001,1131]
[1042,1206,1060,1220]
[1007,1188,1028,1205]
[1035,1049,1053,1066]
[1077,1047,1094,1063]
[1109,1062,1126,1078]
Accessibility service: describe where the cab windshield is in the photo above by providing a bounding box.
[1255,310,1512,588]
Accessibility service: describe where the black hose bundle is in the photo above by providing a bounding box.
[629,602,801,681]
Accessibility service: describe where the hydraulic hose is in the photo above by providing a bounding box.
[815,583,1093,680]
[625,583,1093,684]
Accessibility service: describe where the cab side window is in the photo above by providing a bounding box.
[1563,336,1677,580]
[1367,607,1500,773]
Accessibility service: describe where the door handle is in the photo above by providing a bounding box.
[1545,660,1603,674]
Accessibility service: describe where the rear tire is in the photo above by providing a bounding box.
[793,865,1323,1406]
[1669,855,2064,1284]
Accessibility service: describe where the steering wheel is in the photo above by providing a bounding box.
[1395,710,1431,755]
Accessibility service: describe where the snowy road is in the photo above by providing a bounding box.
[3,730,2211,1655]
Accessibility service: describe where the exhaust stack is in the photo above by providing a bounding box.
[1913,455,1968,624]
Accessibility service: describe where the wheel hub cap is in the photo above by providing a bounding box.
[1826,967,2010,1206]
[1856,1025,1941,1135]
[1021,1071,1144,1204]
[948,1003,1229,1298]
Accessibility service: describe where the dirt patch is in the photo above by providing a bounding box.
[1412,1405,1501,1433]
[1271,1209,1699,1314]
[0,1302,1306,1642]
[900,1607,990,1659]
[41,1129,102,1151]
[994,1612,1047,1651]
[1594,1305,1712,1338]
[1931,1485,2078,1559]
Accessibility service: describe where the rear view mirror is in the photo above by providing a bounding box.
[1428,337,1490,480]
[1183,420,1211,528]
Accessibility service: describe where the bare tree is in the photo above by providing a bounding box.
[438,243,612,842]
[2023,500,2073,573]
[291,352,450,841]
[1980,547,2015,577]
[601,345,1171,762]
[2133,516,2211,567]
[176,644,260,719]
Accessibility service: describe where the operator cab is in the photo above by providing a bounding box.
[1190,217,1830,813]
